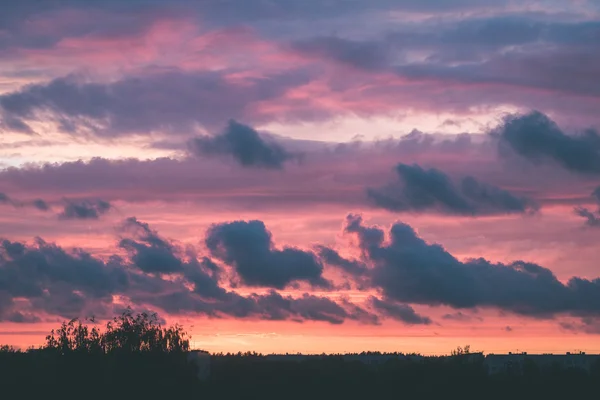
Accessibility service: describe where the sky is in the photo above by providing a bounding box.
[1,0,600,355]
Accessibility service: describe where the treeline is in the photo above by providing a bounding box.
[1,312,600,399]
[0,310,198,397]
[208,353,600,399]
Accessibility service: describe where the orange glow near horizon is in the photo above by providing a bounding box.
[3,316,600,355]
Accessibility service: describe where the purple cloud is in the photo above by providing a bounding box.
[339,214,600,318]
[189,120,296,169]
[0,69,311,137]
[0,218,376,325]
[367,163,538,215]
[206,219,330,289]
[58,199,111,220]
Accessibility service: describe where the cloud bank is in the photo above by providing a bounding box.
[367,163,537,215]
[189,120,295,169]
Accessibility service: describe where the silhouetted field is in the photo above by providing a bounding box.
[1,312,599,399]
[2,350,600,399]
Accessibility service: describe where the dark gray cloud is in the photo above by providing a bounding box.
[58,199,111,220]
[573,186,600,228]
[189,120,295,169]
[0,237,129,320]
[369,296,432,325]
[1,2,599,138]
[0,0,512,33]
[574,207,600,228]
[0,218,378,325]
[0,133,497,210]
[116,219,376,324]
[442,311,480,322]
[396,46,600,99]
[0,193,11,205]
[140,288,377,325]
[593,186,600,204]
[342,214,600,317]
[285,16,600,105]
[118,217,184,274]
[4,311,41,323]
[291,36,392,71]
[182,256,228,301]
[0,113,34,134]
[385,17,600,64]
[559,317,600,334]
[0,1,161,44]
[495,111,600,174]
[115,218,377,325]
[316,246,368,277]
[32,199,50,211]
[206,220,330,289]
[316,246,372,291]
[254,291,352,324]
[0,237,129,299]
[0,290,14,318]
[0,192,50,211]
[195,0,509,24]
[0,69,311,137]
[367,163,536,215]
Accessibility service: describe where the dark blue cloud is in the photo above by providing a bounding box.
[0,218,377,325]
[58,199,111,220]
[119,217,183,274]
[593,186,600,204]
[0,192,50,211]
[291,36,391,71]
[442,311,480,322]
[1,2,598,136]
[574,207,600,228]
[31,199,50,211]
[141,288,378,325]
[369,296,432,325]
[182,256,228,301]
[253,291,356,324]
[0,0,511,32]
[0,70,311,137]
[205,219,330,289]
[4,311,41,323]
[316,246,368,277]
[573,186,600,228]
[387,17,600,61]
[559,317,600,334]
[189,120,295,169]
[0,237,129,320]
[114,218,377,324]
[0,193,11,205]
[494,111,600,174]
[367,163,536,215]
[287,16,600,101]
[343,214,600,317]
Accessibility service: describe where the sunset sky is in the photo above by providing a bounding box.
[1,0,600,355]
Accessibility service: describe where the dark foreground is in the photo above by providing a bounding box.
[1,352,599,399]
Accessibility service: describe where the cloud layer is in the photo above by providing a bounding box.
[189,120,295,169]
[2,213,600,333]
[339,214,600,318]
[0,217,378,325]
[58,199,111,220]
[367,163,537,215]
[495,112,600,175]
[206,219,329,289]
[2,0,600,350]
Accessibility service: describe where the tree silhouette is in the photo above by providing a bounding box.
[451,345,471,356]
[44,307,189,354]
